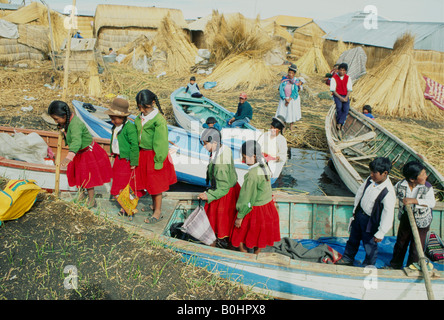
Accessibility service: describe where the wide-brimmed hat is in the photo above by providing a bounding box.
[288,64,298,72]
[272,115,286,127]
[105,98,130,116]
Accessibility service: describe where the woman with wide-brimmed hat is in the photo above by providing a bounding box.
[106,98,140,215]
[275,64,302,130]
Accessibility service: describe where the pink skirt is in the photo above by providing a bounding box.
[231,200,281,249]
[110,156,134,196]
[67,142,112,189]
[204,183,240,239]
[135,149,177,196]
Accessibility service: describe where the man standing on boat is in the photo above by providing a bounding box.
[330,63,352,131]
[227,93,253,128]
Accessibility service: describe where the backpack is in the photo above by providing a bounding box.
[0,179,41,222]
[424,231,444,262]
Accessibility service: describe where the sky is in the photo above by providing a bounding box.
[11,0,444,22]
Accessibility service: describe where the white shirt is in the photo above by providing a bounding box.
[330,75,353,93]
[354,177,396,239]
[257,131,288,162]
[111,123,124,155]
[395,180,436,220]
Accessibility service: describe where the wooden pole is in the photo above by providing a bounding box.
[55,0,76,197]
[405,205,435,300]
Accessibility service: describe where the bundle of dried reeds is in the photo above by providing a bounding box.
[352,33,444,120]
[151,13,197,74]
[296,34,330,75]
[204,13,278,91]
[332,39,350,64]
[118,35,153,66]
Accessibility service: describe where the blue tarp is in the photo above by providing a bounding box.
[296,236,444,271]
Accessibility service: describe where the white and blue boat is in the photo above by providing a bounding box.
[72,100,280,186]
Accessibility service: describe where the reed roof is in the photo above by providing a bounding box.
[94,4,188,36]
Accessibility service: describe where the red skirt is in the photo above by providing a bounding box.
[67,142,112,189]
[110,156,134,196]
[231,200,281,249]
[204,183,240,239]
[135,149,177,196]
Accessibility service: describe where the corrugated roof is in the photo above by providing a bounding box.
[265,15,312,28]
[324,20,444,52]
[0,3,21,10]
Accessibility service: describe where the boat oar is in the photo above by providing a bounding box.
[405,205,435,300]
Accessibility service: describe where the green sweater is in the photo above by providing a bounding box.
[236,164,272,219]
[110,121,139,166]
[134,111,169,170]
[206,146,238,203]
[65,115,93,153]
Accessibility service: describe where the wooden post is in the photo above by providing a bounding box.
[405,205,435,300]
[55,0,76,197]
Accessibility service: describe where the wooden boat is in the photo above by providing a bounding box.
[325,105,444,200]
[71,100,282,186]
[0,126,110,192]
[79,191,444,300]
[170,87,256,133]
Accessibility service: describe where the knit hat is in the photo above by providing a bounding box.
[239,92,247,99]
[105,98,131,116]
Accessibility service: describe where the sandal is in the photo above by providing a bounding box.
[144,215,163,224]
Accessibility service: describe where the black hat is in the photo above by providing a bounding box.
[289,64,298,72]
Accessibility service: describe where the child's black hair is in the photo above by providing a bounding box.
[136,89,164,115]
[338,63,348,71]
[205,116,217,125]
[241,140,270,181]
[363,105,372,113]
[190,76,196,81]
[48,100,72,132]
[402,161,425,182]
[369,157,392,175]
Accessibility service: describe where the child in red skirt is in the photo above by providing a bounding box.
[197,128,240,246]
[134,89,177,224]
[48,100,112,208]
[106,98,139,215]
[231,140,281,254]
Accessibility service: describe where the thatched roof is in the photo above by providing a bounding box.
[265,15,312,28]
[94,4,188,36]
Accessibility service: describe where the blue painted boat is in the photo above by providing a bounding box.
[71,100,281,186]
[170,87,256,133]
[92,191,444,300]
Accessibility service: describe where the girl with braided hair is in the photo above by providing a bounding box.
[134,89,177,224]
[198,127,240,246]
[231,140,281,254]
[48,100,112,208]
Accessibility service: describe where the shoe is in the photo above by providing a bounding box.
[336,258,353,266]
[144,215,163,224]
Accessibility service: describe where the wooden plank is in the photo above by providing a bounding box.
[336,131,376,150]
[347,154,377,161]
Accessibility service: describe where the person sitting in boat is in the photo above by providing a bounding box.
[336,157,396,267]
[202,116,222,131]
[227,93,253,128]
[390,161,436,269]
[362,105,375,120]
[185,76,203,98]
[106,98,139,216]
[197,127,240,247]
[257,115,288,180]
[48,100,112,208]
[231,140,281,255]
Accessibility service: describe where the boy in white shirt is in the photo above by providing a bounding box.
[337,157,396,267]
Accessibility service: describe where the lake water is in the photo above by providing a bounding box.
[170,147,355,197]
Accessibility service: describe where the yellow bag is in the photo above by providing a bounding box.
[116,172,138,217]
[0,179,41,221]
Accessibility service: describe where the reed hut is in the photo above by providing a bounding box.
[204,12,277,92]
[352,33,444,121]
[290,21,326,61]
[94,4,189,54]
